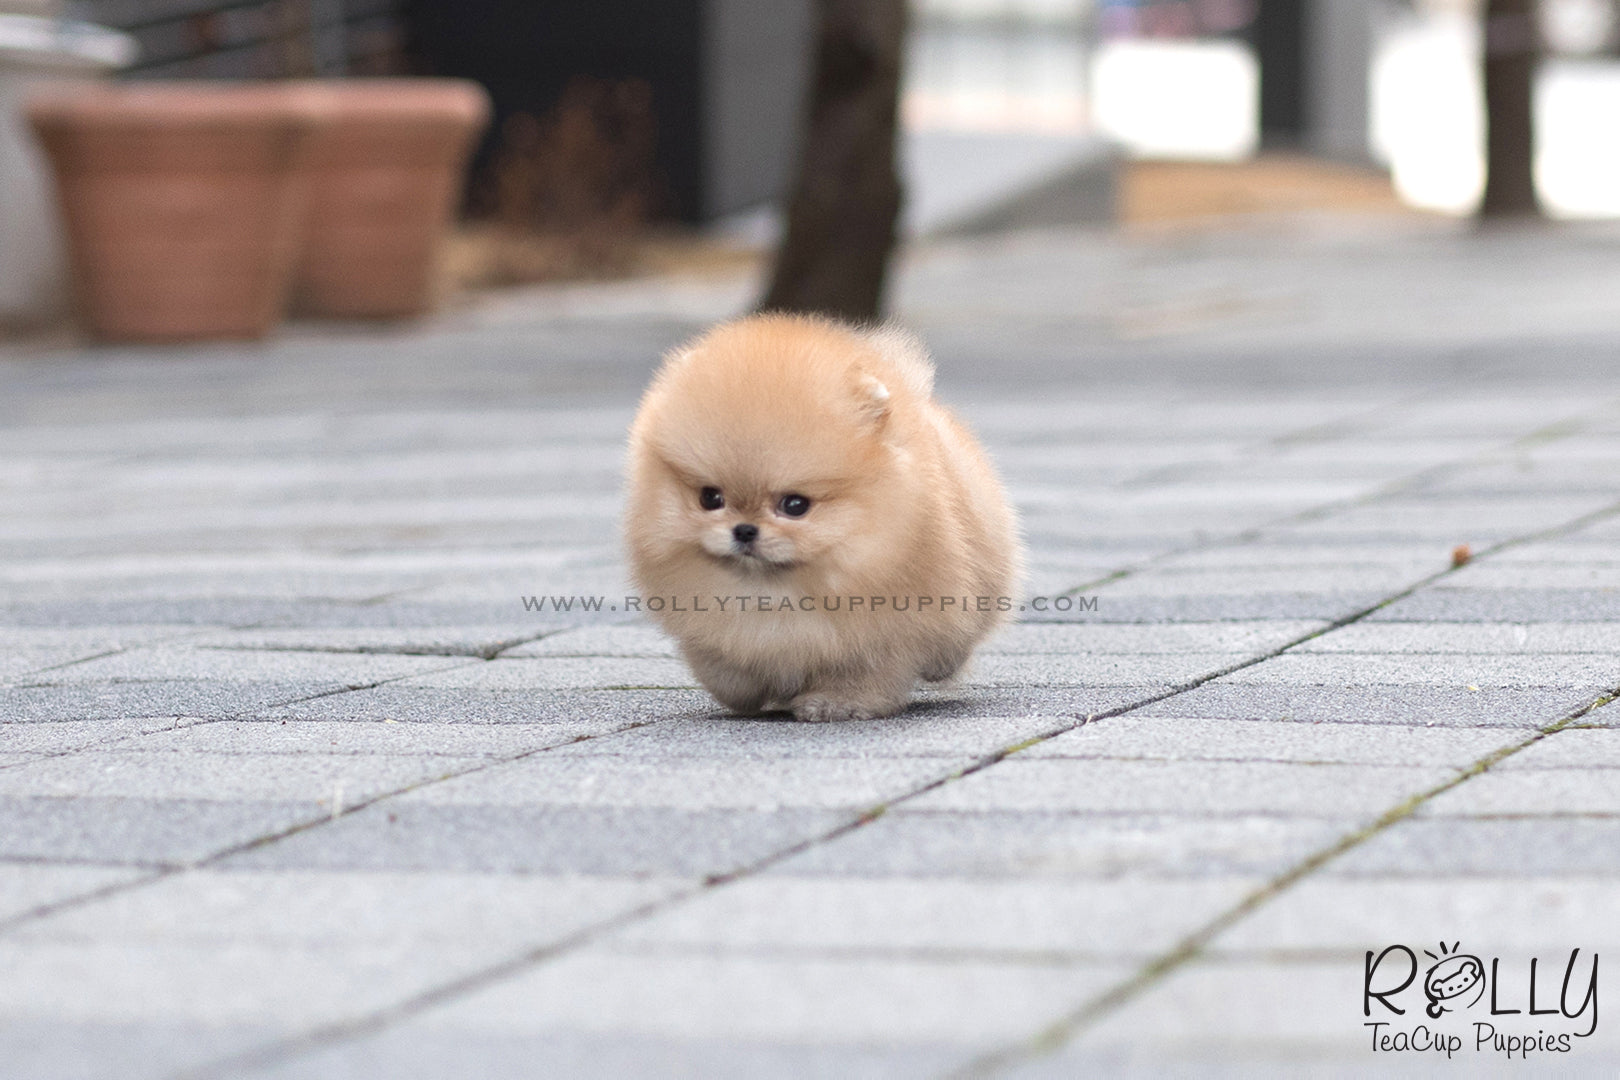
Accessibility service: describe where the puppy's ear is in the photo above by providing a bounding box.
[854,372,891,428]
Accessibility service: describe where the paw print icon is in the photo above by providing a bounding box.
[1424,943,1486,1017]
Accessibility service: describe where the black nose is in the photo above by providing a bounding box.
[732,523,759,544]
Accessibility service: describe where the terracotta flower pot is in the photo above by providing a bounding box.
[293,79,490,319]
[28,83,323,342]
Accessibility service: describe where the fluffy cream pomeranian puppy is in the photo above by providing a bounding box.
[625,314,1021,722]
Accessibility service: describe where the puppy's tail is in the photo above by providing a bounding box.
[861,324,935,400]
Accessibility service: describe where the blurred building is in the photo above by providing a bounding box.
[78,0,813,223]
[80,0,408,77]
[404,0,811,223]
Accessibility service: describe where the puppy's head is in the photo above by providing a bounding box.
[626,315,915,582]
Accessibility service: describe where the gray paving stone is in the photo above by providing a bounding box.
[0,1021,269,1080]
[1130,683,1601,728]
[1025,716,1512,767]
[1270,494,1613,542]
[1211,877,1620,954]
[1417,768,1620,816]
[220,804,853,877]
[1446,562,1620,590]
[1153,544,1441,571]
[407,947,1128,1046]
[18,647,474,687]
[612,876,1261,959]
[965,652,1238,687]
[1328,818,1620,877]
[1033,951,1619,1074]
[0,751,486,804]
[260,686,716,726]
[1577,516,1620,540]
[1490,538,1620,565]
[1097,566,1424,598]
[901,685,1153,718]
[1369,588,1620,622]
[0,626,204,682]
[6,215,1620,1077]
[770,811,1348,880]
[1218,652,1620,689]
[0,796,319,866]
[906,759,1454,816]
[0,681,340,721]
[1005,1050,1477,1078]
[1293,622,1620,655]
[0,570,452,607]
[389,657,699,691]
[243,1031,968,1080]
[1023,563,1129,596]
[0,596,599,629]
[502,625,678,658]
[14,870,680,950]
[1497,726,1620,767]
[1033,960,1377,1072]
[978,621,1328,656]
[0,864,146,923]
[0,489,620,543]
[396,755,965,811]
[188,624,554,658]
[0,938,548,1030]
[1018,594,1389,622]
[545,712,1072,760]
[122,719,604,758]
[1568,701,1620,728]
[0,718,205,754]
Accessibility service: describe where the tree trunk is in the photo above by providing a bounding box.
[1480,0,1540,218]
[760,0,907,322]
[1250,0,1307,150]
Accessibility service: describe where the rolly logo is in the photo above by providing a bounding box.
[1425,942,1486,1017]
[1365,942,1599,1060]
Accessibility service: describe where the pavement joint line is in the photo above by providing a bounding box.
[196,630,550,660]
[178,787,962,1078]
[1049,458,1460,600]
[884,807,1449,822]
[169,868,736,1080]
[0,713,673,938]
[1512,415,1590,449]
[267,659,490,709]
[0,854,172,874]
[961,684,1620,1079]
[487,626,587,658]
[1118,388,1437,488]
[607,940,1162,966]
[3,385,1612,1070]
[0,662,486,768]
[1,625,226,685]
[0,715,217,773]
[1107,397,1408,490]
[1049,401,1603,601]
[1442,811,1620,819]
[351,583,444,607]
[153,484,1620,1078]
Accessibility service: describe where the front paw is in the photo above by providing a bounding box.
[790,695,880,723]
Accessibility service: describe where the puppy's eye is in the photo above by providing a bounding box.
[777,494,811,518]
[699,487,725,511]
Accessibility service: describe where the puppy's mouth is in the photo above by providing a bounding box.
[721,542,795,572]
[698,529,796,572]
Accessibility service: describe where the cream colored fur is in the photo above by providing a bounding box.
[624,313,1022,722]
